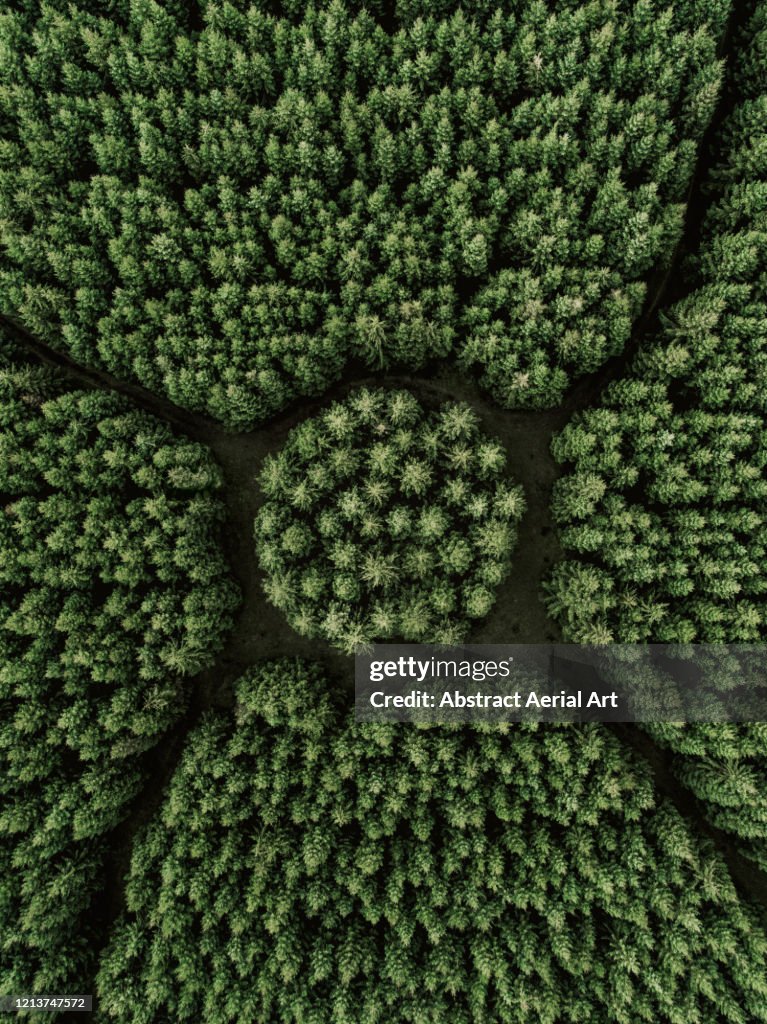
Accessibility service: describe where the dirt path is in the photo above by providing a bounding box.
[9,312,767,938]
[5,1,767,982]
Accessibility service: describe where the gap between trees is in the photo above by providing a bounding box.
[2,0,766,977]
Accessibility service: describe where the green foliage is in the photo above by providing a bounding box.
[254,387,524,650]
[647,720,767,872]
[1,1,767,1014]
[546,6,767,645]
[0,0,729,426]
[0,345,238,994]
[96,659,767,1024]
[546,3,767,880]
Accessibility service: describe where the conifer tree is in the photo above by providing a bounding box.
[0,339,238,995]
[254,387,524,650]
[546,2,767,875]
[97,660,767,1024]
[0,0,730,426]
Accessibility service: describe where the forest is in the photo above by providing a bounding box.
[1,0,767,1021]
[0,0,729,425]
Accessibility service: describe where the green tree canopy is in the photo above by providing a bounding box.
[0,338,238,994]
[254,387,524,650]
[546,2,767,879]
[0,0,730,426]
[97,659,767,1024]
